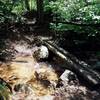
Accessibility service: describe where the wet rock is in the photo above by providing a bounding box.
[33,45,49,61]
[14,84,32,93]
[14,84,23,92]
[12,84,35,100]
[12,83,55,100]
[60,70,78,85]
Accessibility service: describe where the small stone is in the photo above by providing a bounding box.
[60,70,77,85]
[14,84,33,94]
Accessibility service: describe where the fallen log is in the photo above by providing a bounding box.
[45,41,100,79]
[43,40,100,87]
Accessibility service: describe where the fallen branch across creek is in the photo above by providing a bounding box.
[43,40,100,88]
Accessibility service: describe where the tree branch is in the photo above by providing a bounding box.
[51,21,100,27]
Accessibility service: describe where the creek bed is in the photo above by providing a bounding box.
[0,40,100,100]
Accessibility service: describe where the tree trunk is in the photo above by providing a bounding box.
[36,0,44,24]
[25,0,30,11]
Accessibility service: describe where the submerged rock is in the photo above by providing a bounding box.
[12,84,35,100]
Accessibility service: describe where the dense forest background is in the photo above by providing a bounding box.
[0,0,100,64]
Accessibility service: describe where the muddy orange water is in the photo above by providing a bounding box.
[0,55,58,96]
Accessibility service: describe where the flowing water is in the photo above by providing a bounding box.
[0,43,59,99]
[0,42,99,100]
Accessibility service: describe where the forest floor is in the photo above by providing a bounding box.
[0,35,100,100]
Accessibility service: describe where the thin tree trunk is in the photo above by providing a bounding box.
[36,0,44,24]
[25,0,30,11]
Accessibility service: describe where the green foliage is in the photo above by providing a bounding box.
[45,0,100,23]
[45,0,86,21]
[44,0,100,40]
[0,84,10,100]
[77,4,100,24]
[0,0,14,22]
[0,0,36,23]
[0,79,12,100]
[29,0,36,10]
[0,0,100,39]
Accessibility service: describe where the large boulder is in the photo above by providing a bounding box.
[33,45,49,61]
